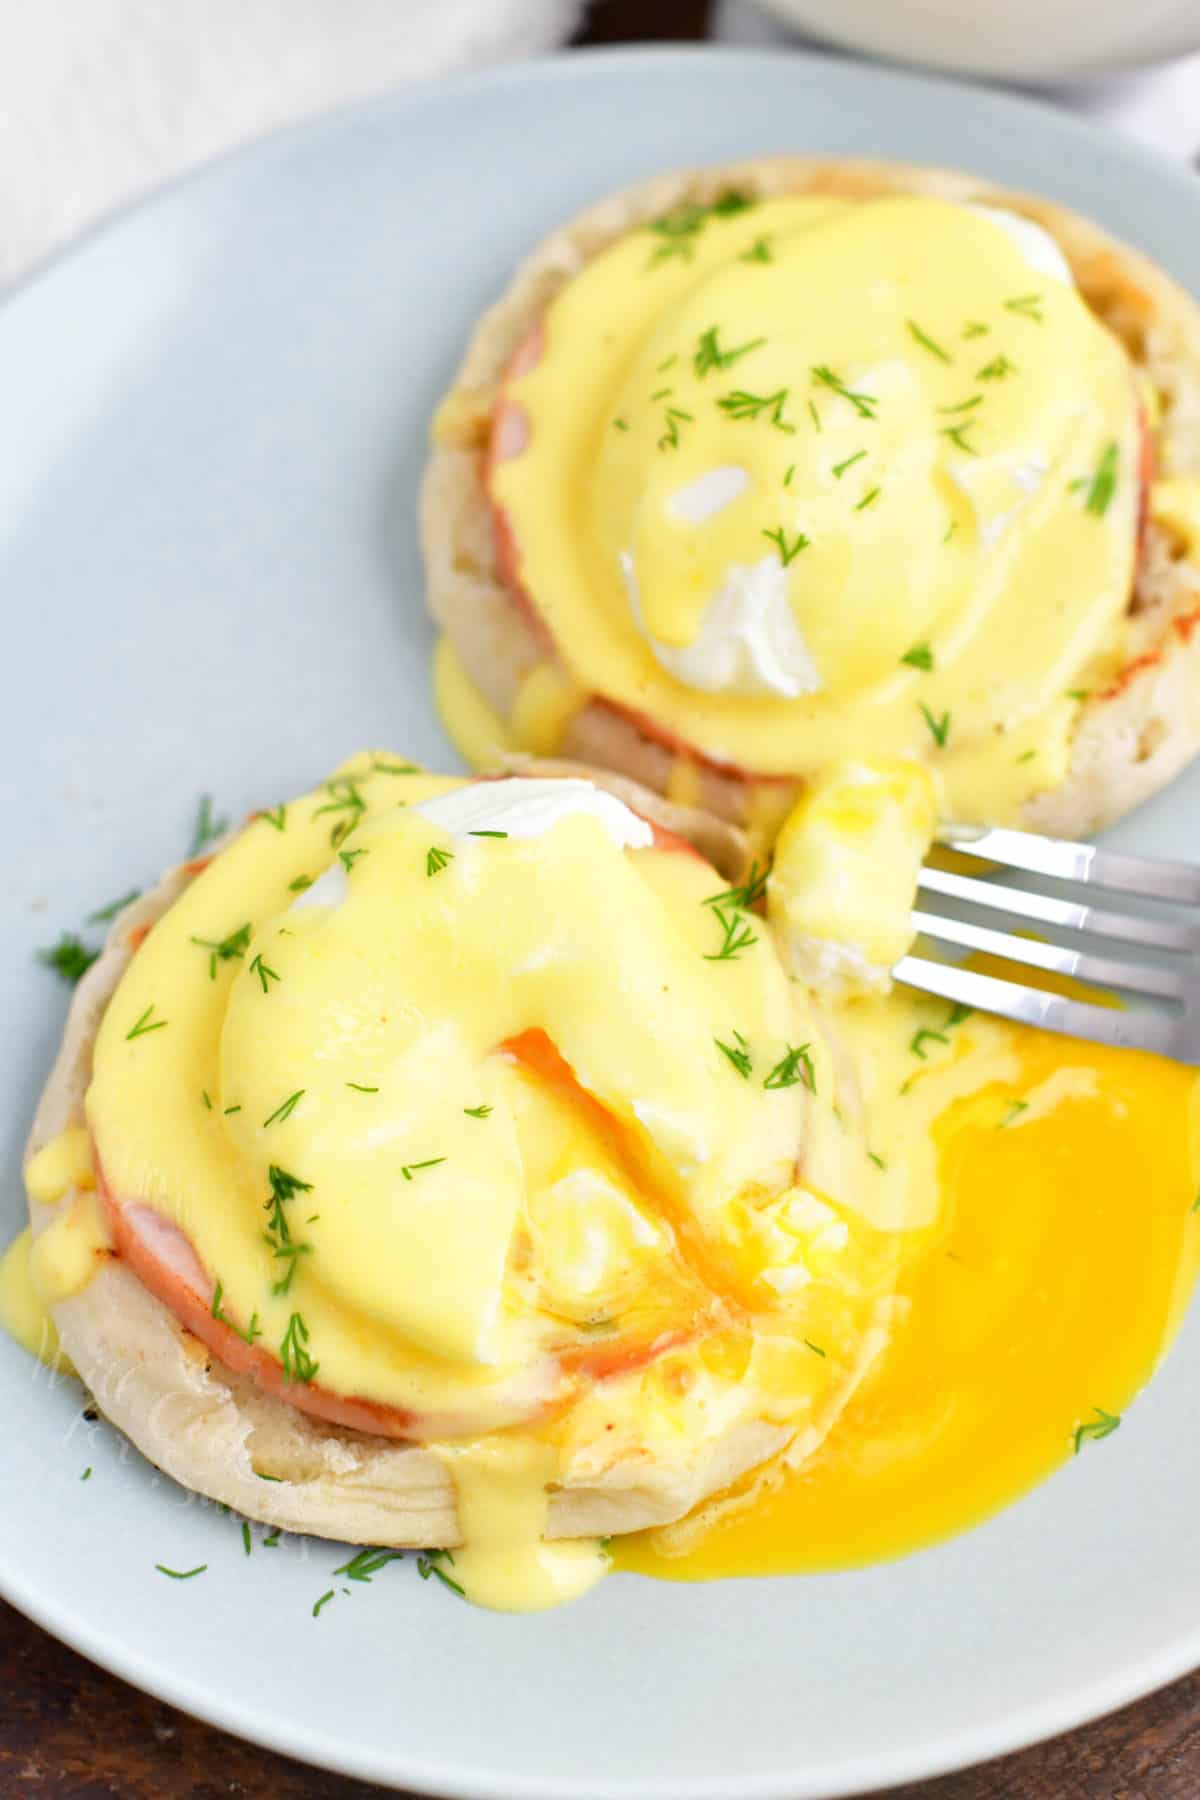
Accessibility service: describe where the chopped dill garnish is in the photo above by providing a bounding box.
[658,406,694,451]
[947,1003,974,1027]
[693,326,765,378]
[189,795,228,856]
[338,847,368,871]
[156,1564,207,1580]
[248,952,280,993]
[937,395,982,415]
[211,1279,262,1346]
[855,486,881,512]
[704,904,758,962]
[464,1104,493,1119]
[190,920,251,980]
[867,1152,887,1170]
[717,387,794,431]
[263,1089,305,1128]
[762,525,810,566]
[1084,443,1119,517]
[417,1549,465,1597]
[312,1590,335,1618]
[919,703,951,748]
[1072,1407,1120,1453]
[288,875,312,892]
[401,1158,447,1181]
[1004,293,1045,322]
[808,400,821,432]
[468,830,508,838]
[334,1547,406,1582]
[940,422,978,456]
[740,237,772,263]
[88,889,141,924]
[763,1044,816,1092]
[811,365,877,420]
[126,1004,167,1041]
[906,320,952,363]
[1017,749,1037,764]
[977,355,1015,381]
[370,757,421,776]
[426,844,454,877]
[242,1522,252,1557]
[962,320,989,339]
[259,805,287,832]
[202,1090,212,1110]
[783,464,795,487]
[804,1339,826,1357]
[831,449,867,479]
[280,1311,318,1385]
[910,1027,950,1058]
[345,1082,378,1093]
[613,417,629,432]
[999,1099,1029,1128]
[645,192,752,267]
[38,934,99,985]
[902,644,934,672]
[81,1467,92,1481]
[715,1031,753,1079]
[705,855,772,913]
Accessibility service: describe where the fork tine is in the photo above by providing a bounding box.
[892,955,1185,1058]
[910,909,1186,1001]
[916,865,1200,955]
[938,825,1200,905]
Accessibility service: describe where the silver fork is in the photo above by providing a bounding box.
[893,825,1200,1062]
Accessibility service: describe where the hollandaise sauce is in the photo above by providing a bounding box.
[475,191,1145,821]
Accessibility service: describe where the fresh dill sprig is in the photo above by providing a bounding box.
[1072,1406,1120,1453]
[401,1158,447,1181]
[288,875,312,892]
[313,777,366,847]
[371,757,421,775]
[468,830,509,838]
[906,320,952,364]
[1084,443,1119,517]
[464,1104,493,1119]
[38,934,99,985]
[831,449,867,480]
[704,905,758,962]
[762,525,810,566]
[811,365,878,420]
[946,1002,974,1027]
[189,795,229,856]
[338,847,368,871]
[763,1044,816,1092]
[190,921,252,980]
[345,1082,379,1093]
[156,1564,207,1580]
[259,805,287,832]
[717,387,794,431]
[280,1311,318,1385]
[740,237,772,263]
[693,326,765,378]
[937,395,982,415]
[940,422,978,456]
[714,1031,753,1079]
[867,1151,887,1170]
[312,1590,335,1617]
[977,355,1015,381]
[126,1004,167,1041]
[855,487,881,512]
[426,845,454,878]
[919,703,951,748]
[910,1027,950,1059]
[263,1089,305,1128]
[962,320,990,339]
[902,644,934,672]
[804,1339,826,1358]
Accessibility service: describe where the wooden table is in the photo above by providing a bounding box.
[7,3,1199,1796]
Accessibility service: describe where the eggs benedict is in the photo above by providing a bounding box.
[423,157,1200,842]
[9,755,905,1610]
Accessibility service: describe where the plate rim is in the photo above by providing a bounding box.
[4,40,1200,1800]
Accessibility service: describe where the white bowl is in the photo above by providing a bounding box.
[753,0,1200,80]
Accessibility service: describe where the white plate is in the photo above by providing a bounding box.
[3,46,1200,1800]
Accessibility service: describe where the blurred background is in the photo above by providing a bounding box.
[3,0,1199,288]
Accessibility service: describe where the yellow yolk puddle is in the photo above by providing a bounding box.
[619,1020,1200,1582]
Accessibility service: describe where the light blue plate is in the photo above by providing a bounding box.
[3,46,1200,1800]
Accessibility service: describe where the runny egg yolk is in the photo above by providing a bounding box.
[481,192,1143,821]
[619,992,1200,1583]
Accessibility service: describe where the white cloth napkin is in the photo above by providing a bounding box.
[715,0,1200,165]
[0,0,581,285]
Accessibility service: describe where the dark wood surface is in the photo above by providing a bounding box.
[8,3,1198,1797]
